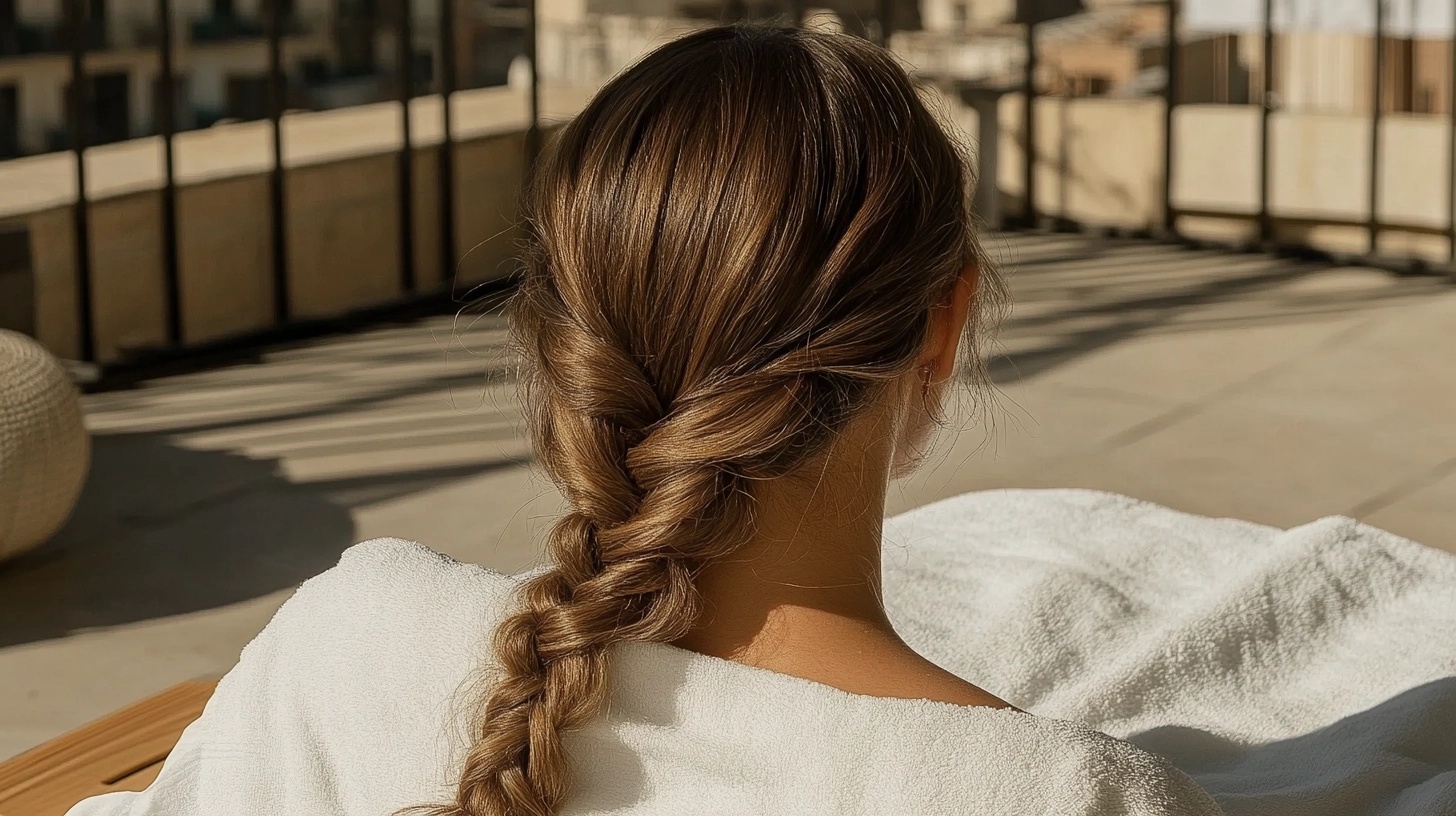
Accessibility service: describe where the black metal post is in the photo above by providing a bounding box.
[64,0,95,362]
[1022,0,1038,228]
[876,0,892,46]
[1162,0,1180,236]
[1448,27,1455,263]
[1368,0,1385,257]
[395,0,417,294]
[1257,0,1274,245]
[265,0,289,322]
[525,0,540,165]
[438,0,457,282]
[158,0,182,347]
[789,0,803,27]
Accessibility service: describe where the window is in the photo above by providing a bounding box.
[0,0,16,57]
[150,74,189,133]
[0,85,18,159]
[85,0,106,46]
[336,0,379,77]
[91,72,130,143]
[225,74,269,121]
[64,71,132,146]
[412,49,433,94]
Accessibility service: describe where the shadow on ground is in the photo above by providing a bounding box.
[981,237,1453,384]
[0,433,525,649]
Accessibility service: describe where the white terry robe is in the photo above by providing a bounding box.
[64,531,1224,815]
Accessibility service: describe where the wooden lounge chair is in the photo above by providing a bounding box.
[0,680,217,816]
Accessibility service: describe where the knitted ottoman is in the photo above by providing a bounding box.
[0,330,90,562]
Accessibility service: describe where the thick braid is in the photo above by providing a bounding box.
[442,277,859,816]
[406,23,1007,816]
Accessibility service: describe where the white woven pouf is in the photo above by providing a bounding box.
[0,330,90,562]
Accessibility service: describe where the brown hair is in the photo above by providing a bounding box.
[427,22,1006,816]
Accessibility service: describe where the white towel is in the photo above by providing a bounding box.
[881,489,1456,815]
[63,489,1454,815]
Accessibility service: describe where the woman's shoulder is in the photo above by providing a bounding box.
[327,536,519,596]
[303,538,521,620]
[66,542,527,814]
[265,538,516,644]
[249,537,521,684]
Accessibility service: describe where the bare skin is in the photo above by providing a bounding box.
[673,264,1021,713]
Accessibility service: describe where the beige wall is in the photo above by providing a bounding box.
[996,93,1165,231]
[29,206,81,361]
[1376,113,1451,230]
[177,174,276,345]
[1170,103,1456,231]
[1170,104,1261,215]
[960,93,1452,260]
[453,132,528,286]
[1168,103,1454,262]
[285,154,405,320]
[89,190,170,361]
[24,128,529,363]
[15,85,1456,363]
[1269,111,1372,220]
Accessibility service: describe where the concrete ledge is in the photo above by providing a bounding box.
[5,87,591,363]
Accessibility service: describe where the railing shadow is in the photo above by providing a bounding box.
[0,433,531,649]
[0,313,533,649]
[981,235,1452,384]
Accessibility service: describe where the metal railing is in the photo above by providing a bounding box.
[37,0,521,363]
[3,0,1454,368]
[1013,0,1456,264]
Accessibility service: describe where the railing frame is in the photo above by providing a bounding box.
[16,0,1456,375]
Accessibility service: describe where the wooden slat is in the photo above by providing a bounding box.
[101,762,165,794]
[0,680,217,816]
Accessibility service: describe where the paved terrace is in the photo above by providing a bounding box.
[2,232,1453,758]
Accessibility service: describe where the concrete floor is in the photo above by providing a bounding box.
[2,232,1453,759]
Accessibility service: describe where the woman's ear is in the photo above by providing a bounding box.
[918,261,981,386]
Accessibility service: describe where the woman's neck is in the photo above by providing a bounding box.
[673,445,896,666]
[670,407,1018,711]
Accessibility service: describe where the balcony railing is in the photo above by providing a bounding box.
[1,3,1454,370]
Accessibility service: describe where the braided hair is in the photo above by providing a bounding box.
[415,23,1007,816]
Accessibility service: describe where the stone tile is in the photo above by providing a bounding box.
[1362,467,1456,557]
[1215,293,1456,450]
[0,593,287,760]
[1019,314,1366,403]
[887,379,1171,515]
[1026,400,1449,546]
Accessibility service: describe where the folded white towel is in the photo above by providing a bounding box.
[65,489,1454,815]
[881,489,1456,815]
